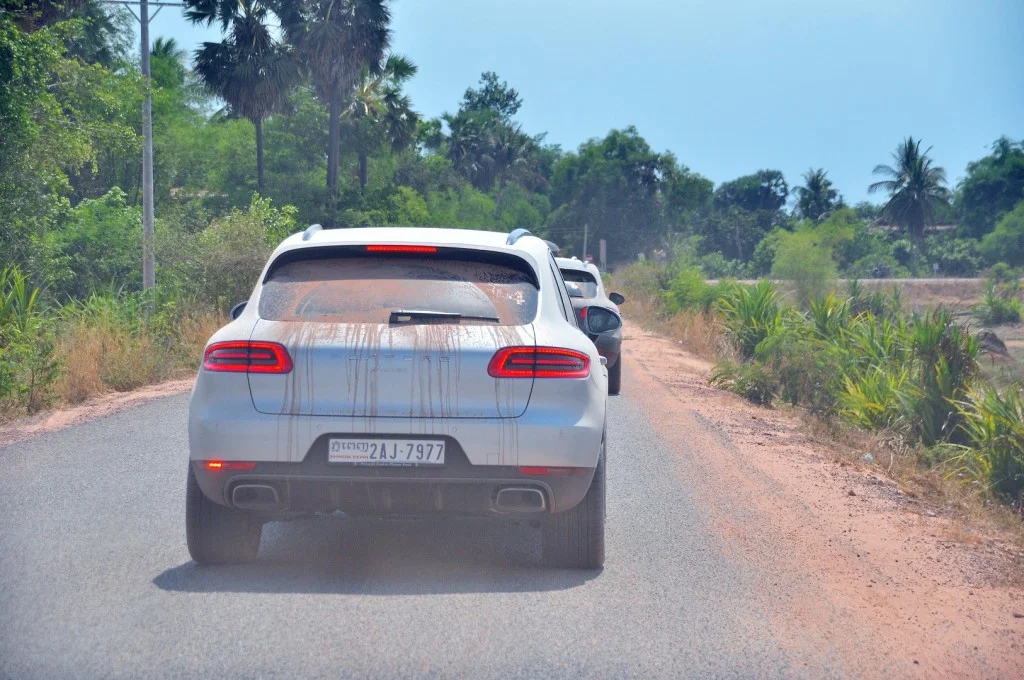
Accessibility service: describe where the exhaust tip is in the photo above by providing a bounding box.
[231,483,280,509]
[494,487,546,513]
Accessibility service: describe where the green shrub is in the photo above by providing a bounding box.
[906,309,980,446]
[0,266,57,415]
[46,187,142,299]
[663,266,723,313]
[756,320,844,415]
[169,194,297,311]
[696,252,746,279]
[716,281,781,359]
[709,360,775,405]
[973,280,1022,325]
[839,364,910,432]
[613,261,673,297]
[921,234,984,277]
[770,231,838,305]
[986,262,1020,285]
[957,387,1024,500]
[979,201,1024,266]
[846,280,903,319]
[808,293,849,341]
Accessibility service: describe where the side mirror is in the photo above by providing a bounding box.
[609,292,625,305]
[230,301,247,320]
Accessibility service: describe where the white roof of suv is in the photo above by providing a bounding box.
[555,256,600,276]
[273,226,551,268]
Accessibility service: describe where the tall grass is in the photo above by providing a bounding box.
[715,281,781,360]
[957,387,1024,500]
[1,270,222,419]
[614,259,1024,502]
[54,292,221,402]
[1,267,56,414]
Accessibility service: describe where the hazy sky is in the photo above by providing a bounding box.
[149,0,1022,203]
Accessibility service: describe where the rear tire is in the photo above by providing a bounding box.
[186,464,262,565]
[542,446,606,569]
[608,357,622,395]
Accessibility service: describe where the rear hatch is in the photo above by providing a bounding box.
[247,246,538,418]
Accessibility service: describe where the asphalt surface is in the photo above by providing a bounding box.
[1,391,827,678]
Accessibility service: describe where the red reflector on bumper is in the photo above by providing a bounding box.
[519,466,587,477]
[204,461,257,471]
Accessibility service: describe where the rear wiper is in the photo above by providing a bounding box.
[388,310,500,324]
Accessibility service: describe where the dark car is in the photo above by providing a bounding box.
[556,257,626,395]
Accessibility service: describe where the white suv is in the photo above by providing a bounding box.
[187,227,607,569]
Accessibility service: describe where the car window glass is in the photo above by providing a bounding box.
[260,257,538,325]
[560,269,599,298]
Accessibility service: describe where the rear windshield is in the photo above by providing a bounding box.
[560,268,599,298]
[259,257,538,325]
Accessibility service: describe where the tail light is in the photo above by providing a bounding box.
[203,341,293,374]
[488,346,590,378]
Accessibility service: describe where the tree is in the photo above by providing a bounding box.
[461,71,521,122]
[150,37,186,90]
[956,137,1024,238]
[793,168,841,222]
[279,0,393,220]
[341,53,419,189]
[548,127,678,260]
[490,122,542,205]
[6,0,133,67]
[186,0,298,193]
[869,137,950,254]
[713,170,788,213]
[704,170,789,262]
[979,200,1024,267]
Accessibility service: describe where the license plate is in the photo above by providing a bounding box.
[327,438,446,466]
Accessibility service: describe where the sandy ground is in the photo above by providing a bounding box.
[0,379,194,448]
[623,322,1024,678]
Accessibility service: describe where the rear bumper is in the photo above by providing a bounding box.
[192,453,594,516]
[188,373,606,469]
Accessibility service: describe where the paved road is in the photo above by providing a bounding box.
[1,392,834,678]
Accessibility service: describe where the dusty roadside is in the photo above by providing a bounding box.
[0,379,194,448]
[623,321,1024,677]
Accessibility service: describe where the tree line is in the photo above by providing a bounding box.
[2,0,1023,306]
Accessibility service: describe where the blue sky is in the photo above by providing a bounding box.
[150,0,1022,203]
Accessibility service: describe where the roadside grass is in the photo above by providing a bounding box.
[612,261,1024,540]
[1,268,222,421]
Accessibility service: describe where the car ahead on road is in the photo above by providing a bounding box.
[556,257,625,395]
[187,226,607,569]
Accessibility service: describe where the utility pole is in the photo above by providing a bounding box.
[104,1,183,292]
[139,0,154,290]
[582,223,588,261]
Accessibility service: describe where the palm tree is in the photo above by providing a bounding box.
[490,122,540,205]
[869,137,949,254]
[186,0,297,193]
[443,110,495,190]
[150,37,187,88]
[342,54,418,189]
[151,36,184,61]
[794,168,840,222]
[279,0,392,218]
